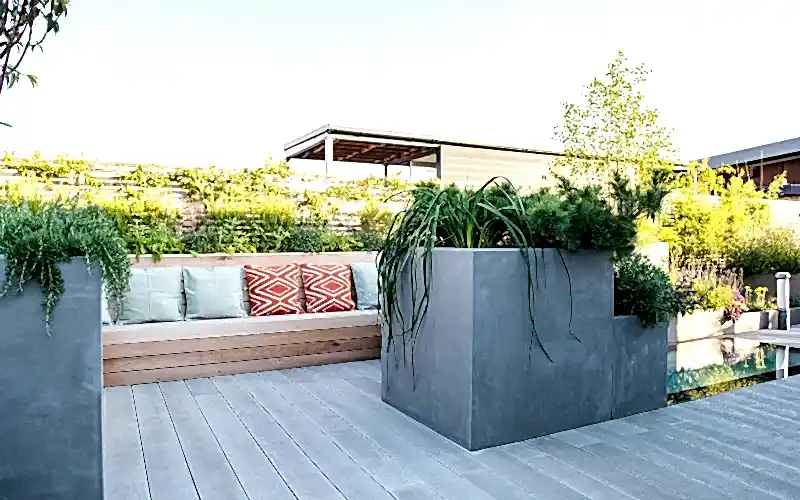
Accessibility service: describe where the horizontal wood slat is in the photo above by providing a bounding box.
[102,309,382,386]
[105,335,380,373]
[103,348,381,387]
[104,325,379,359]
[104,310,379,344]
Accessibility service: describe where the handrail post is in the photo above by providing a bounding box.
[776,271,791,379]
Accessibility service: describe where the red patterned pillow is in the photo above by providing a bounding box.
[300,263,356,313]
[244,264,304,316]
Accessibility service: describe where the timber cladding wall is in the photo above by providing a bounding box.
[438,145,559,189]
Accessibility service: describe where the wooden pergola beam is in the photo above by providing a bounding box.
[385,147,434,166]
[340,143,381,161]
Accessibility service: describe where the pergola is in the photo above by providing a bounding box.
[284,125,441,176]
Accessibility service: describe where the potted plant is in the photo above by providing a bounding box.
[378,175,668,450]
[0,200,131,499]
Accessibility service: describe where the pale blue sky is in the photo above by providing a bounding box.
[1,0,798,169]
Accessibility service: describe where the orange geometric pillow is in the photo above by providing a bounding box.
[300,263,356,313]
[244,263,304,316]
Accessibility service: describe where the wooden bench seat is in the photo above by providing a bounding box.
[103,310,380,386]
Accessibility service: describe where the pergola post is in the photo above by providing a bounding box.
[324,136,334,177]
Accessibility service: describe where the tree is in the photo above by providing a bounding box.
[0,0,68,99]
[553,50,676,188]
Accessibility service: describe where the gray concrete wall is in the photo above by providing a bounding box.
[382,248,615,450]
[612,316,668,418]
[0,259,103,499]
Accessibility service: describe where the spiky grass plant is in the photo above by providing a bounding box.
[378,175,669,372]
[0,199,132,334]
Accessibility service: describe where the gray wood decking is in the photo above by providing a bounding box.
[103,360,800,500]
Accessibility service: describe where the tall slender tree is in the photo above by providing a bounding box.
[554,51,676,188]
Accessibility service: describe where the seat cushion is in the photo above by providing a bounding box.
[244,263,304,316]
[117,267,184,324]
[350,261,379,310]
[300,263,356,313]
[183,266,247,320]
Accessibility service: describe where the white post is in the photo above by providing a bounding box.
[776,272,791,379]
[324,136,334,177]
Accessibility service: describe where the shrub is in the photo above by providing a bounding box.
[100,194,183,258]
[658,161,783,267]
[184,197,296,254]
[727,228,800,277]
[358,200,395,236]
[0,200,131,332]
[614,252,683,327]
[281,226,324,253]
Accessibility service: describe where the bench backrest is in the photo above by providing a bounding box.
[130,252,377,313]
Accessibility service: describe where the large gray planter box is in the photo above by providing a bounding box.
[0,259,103,499]
[381,248,614,451]
[612,316,668,418]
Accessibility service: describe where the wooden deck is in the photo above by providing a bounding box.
[104,361,800,500]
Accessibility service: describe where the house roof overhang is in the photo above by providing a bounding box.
[284,125,440,166]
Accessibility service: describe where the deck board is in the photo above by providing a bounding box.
[105,363,800,500]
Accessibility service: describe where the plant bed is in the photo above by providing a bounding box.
[382,248,616,450]
[0,202,130,499]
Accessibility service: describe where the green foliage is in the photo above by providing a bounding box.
[0,198,131,333]
[325,175,410,201]
[358,200,395,235]
[673,261,742,314]
[554,50,676,190]
[3,152,97,186]
[613,252,683,328]
[378,176,668,365]
[170,164,290,202]
[658,160,785,267]
[98,192,183,258]
[1,0,69,95]
[183,197,296,254]
[728,228,800,276]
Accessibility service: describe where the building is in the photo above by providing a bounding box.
[705,137,800,195]
[283,125,563,188]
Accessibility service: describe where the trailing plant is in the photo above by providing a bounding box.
[613,252,683,328]
[0,199,131,333]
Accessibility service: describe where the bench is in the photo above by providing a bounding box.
[102,252,381,386]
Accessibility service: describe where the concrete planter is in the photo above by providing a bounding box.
[612,316,668,418]
[0,259,103,499]
[381,248,615,451]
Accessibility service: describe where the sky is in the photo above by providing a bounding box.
[0,0,798,169]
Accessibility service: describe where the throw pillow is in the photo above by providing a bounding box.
[350,261,379,310]
[244,263,304,316]
[300,263,356,313]
[117,267,184,324]
[183,266,247,320]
